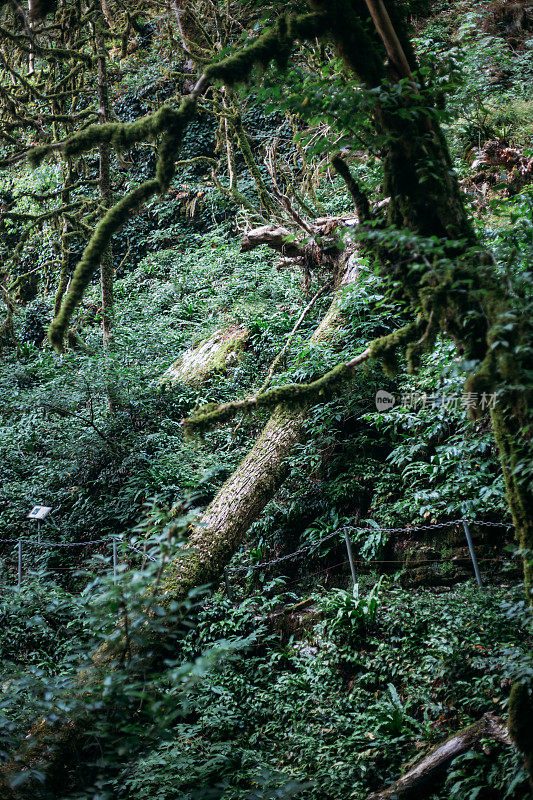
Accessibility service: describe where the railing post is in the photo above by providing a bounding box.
[462,520,483,588]
[17,539,22,590]
[343,528,358,595]
[112,539,118,584]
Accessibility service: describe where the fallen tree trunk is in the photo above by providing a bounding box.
[368,713,513,800]
[159,252,360,601]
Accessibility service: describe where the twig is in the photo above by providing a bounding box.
[260,283,331,393]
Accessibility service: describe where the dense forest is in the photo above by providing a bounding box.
[0,0,532,797]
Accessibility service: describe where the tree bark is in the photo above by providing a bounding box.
[95,4,119,413]
[95,8,114,351]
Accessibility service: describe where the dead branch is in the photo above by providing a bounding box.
[259,282,331,392]
[368,713,514,800]
[240,224,304,257]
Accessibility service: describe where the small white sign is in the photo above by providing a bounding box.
[27,505,52,520]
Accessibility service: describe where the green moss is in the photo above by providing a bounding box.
[368,320,422,377]
[185,361,352,431]
[508,681,533,780]
[49,179,159,351]
[39,15,328,353]
[205,13,323,86]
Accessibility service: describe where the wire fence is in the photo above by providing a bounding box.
[227,519,511,571]
[0,518,515,594]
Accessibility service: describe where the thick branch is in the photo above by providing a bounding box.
[240,224,303,257]
[183,349,371,431]
[183,318,422,430]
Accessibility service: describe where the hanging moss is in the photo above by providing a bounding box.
[49,178,159,351]
[39,14,329,352]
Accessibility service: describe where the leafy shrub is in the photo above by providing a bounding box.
[319,577,384,646]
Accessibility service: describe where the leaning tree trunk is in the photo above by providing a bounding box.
[368,713,513,800]
[160,254,359,600]
[161,405,306,598]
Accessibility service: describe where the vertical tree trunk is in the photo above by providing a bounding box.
[94,4,119,413]
[323,0,533,779]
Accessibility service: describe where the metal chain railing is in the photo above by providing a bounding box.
[1,518,514,593]
[0,536,161,589]
[226,519,512,574]
[224,519,515,597]
[228,531,340,574]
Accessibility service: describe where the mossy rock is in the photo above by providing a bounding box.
[160,325,249,385]
[265,600,322,644]
[394,523,515,587]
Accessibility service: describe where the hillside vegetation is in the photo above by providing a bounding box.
[0,1,532,798]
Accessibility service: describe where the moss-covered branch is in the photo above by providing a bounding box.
[183,317,426,431]
[48,178,159,350]
[204,13,323,86]
[40,11,325,351]
[183,347,371,431]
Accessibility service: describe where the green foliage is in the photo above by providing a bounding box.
[318,577,384,645]
[441,748,530,800]
[0,580,91,672]
[0,511,253,795]
[1,0,532,795]
[102,581,530,800]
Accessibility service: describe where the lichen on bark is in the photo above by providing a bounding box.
[160,326,249,386]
